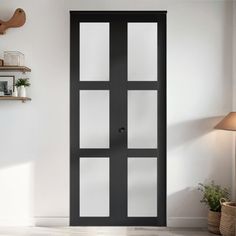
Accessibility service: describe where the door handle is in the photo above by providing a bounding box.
[118,127,126,133]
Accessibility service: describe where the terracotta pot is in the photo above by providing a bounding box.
[208,210,221,235]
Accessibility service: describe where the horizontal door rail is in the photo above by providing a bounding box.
[76,148,158,157]
[77,81,159,90]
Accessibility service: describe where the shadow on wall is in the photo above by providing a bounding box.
[168,187,207,218]
[168,116,224,151]
[0,156,34,170]
[167,116,233,225]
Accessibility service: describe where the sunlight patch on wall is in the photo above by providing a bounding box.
[0,162,34,226]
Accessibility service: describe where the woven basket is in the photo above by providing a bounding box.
[220,199,236,236]
[208,210,221,234]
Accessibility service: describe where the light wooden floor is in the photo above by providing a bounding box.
[0,227,213,236]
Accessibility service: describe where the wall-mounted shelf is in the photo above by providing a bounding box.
[0,66,31,73]
[0,96,31,103]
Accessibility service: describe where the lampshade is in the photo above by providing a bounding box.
[215,112,236,131]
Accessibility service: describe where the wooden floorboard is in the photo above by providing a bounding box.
[0,227,211,236]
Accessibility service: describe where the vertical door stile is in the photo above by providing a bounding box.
[110,19,128,222]
[70,13,80,226]
[157,14,167,226]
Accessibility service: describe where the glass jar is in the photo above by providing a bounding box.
[4,51,25,66]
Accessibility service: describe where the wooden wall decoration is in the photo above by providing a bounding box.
[0,8,26,35]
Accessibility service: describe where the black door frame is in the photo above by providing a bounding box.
[70,11,166,226]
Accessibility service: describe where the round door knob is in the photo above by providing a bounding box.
[118,127,126,133]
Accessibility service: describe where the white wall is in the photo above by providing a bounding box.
[0,0,234,227]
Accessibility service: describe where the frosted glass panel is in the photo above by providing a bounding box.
[128,23,157,81]
[80,91,109,148]
[80,23,109,81]
[80,158,109,217]
[128,158,157,217]
[128,91,157,148]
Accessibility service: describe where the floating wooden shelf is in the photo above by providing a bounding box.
[0,96,31,103]
[0,66,31,73]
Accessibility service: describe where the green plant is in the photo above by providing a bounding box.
[15,78,30,87]
[198,181,230,212]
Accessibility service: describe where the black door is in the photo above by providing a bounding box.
[70,11,166,226]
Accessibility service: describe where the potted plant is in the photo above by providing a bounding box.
[198,181,230,235]
[15,78,30,97]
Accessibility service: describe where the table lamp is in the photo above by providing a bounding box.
[215,112,236,200]
[215,112,236,131]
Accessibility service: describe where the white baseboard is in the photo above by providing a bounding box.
[0,217,207,228]
[0,217,69,227]
[0,218,35,227]
[34,217,69,227]
[167,217,207,228]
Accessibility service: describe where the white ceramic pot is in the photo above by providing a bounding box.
[18,85,26,97]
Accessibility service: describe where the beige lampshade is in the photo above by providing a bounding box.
[215,112,236,131]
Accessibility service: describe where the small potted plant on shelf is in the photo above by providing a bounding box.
[198,181,230,235]
[15,78,30,97]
